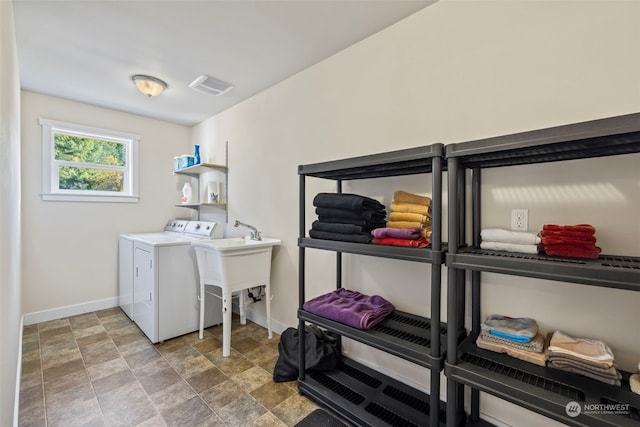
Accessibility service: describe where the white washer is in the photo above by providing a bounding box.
[118,220,223,343]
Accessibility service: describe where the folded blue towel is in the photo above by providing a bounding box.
[489,329,535,343]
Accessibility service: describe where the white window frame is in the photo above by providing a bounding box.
[40,118,140,202]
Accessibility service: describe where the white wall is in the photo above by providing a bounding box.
[1,2,22,425]
[192,1,640,425]
[21,91,192,319]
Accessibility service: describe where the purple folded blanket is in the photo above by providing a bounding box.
[303,288,395,330]
[371,227,422,240]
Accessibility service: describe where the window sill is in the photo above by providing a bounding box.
[41,193,140,203]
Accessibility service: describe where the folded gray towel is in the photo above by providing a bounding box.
[548,361,621,386]
[545,350,613,369]
[481,315,538,341]
[547,355,620,377]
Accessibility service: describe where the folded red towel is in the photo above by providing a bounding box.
[541,230,596,240]
[542,236,597,247]
[543,224,595,234]
[544,245,601,259]
[372,237,430,248]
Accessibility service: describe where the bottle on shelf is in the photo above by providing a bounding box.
[194,145,201,165]
[181,182,194,204]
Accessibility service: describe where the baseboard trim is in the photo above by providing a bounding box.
[23,297,119,326]
[245,310,288,336]
[13,316,23,427]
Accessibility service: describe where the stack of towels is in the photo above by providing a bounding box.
[541,224,601,259]
[310,193,386,244]
[303,288,395,330]
[371,190,432,248]
[476,314,547,366]
[371,226,429,248]
[480,229,541,254]
[631,363,640,395]
[547,331,621,385]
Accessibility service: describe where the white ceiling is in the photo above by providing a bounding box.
[13,0,434,126]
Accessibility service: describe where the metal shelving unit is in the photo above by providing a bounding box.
[444,112,640,426]
[297,144,465,426]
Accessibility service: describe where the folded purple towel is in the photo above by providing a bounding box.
[371,227,422,240]
[303,288,395,330]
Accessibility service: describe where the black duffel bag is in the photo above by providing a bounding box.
[273,324,340,382]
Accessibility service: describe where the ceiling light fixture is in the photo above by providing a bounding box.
[131,74,167,97]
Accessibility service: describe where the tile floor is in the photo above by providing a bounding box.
[18,307,321,426]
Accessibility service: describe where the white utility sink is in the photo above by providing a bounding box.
[196,236,281,251]
[191,236,281,356]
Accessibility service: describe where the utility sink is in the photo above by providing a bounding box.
[191,236,280,356]
[195,236,281,251]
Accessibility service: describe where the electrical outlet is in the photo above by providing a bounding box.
[511,208,528,231]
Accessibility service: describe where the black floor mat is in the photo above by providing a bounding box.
[295,409,348,427]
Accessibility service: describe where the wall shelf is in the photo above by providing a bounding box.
[173,162,227,177]
[173,142,228,222]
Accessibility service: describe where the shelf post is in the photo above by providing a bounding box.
[470,167,481,421]
[430,152,443,427]
[298,173,306,382]
[446,156,460,427]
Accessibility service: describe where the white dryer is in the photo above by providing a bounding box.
[118,220,223,343]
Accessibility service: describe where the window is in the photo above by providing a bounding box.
[40,118,139,202]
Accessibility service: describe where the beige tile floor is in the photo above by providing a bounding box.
[18,307,320,426]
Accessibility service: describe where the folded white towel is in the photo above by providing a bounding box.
[480,241,539,254]
[481,228,541,245]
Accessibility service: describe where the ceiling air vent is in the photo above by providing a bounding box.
[189,75,233,96]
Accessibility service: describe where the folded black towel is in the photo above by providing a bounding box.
[315,207,386,222]
[313,193,385,211]
[312,221,366,235]
[318,216,387,229]
[309,229,372,244]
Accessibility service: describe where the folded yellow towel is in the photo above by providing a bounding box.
[390,202,431,216]
[387,221,424,229]
[394,190,432,206]
[389,212,431,223]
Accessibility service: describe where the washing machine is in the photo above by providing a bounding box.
[118,219,223,343]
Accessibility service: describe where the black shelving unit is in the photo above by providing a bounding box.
[297,144,464,426]
[444,112,640,426]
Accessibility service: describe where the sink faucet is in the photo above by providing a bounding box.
[234,220,262,241]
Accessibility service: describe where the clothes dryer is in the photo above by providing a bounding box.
[118,220,223,343]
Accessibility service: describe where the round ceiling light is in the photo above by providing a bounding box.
[131,74,167,97]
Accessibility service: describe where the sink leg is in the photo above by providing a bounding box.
[198,282,205,340]
[239,290,247,325]
[222,290,232,357]
[266,281,272,340]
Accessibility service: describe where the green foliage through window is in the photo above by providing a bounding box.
[54,133,126,192]
[58,166,124,191]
